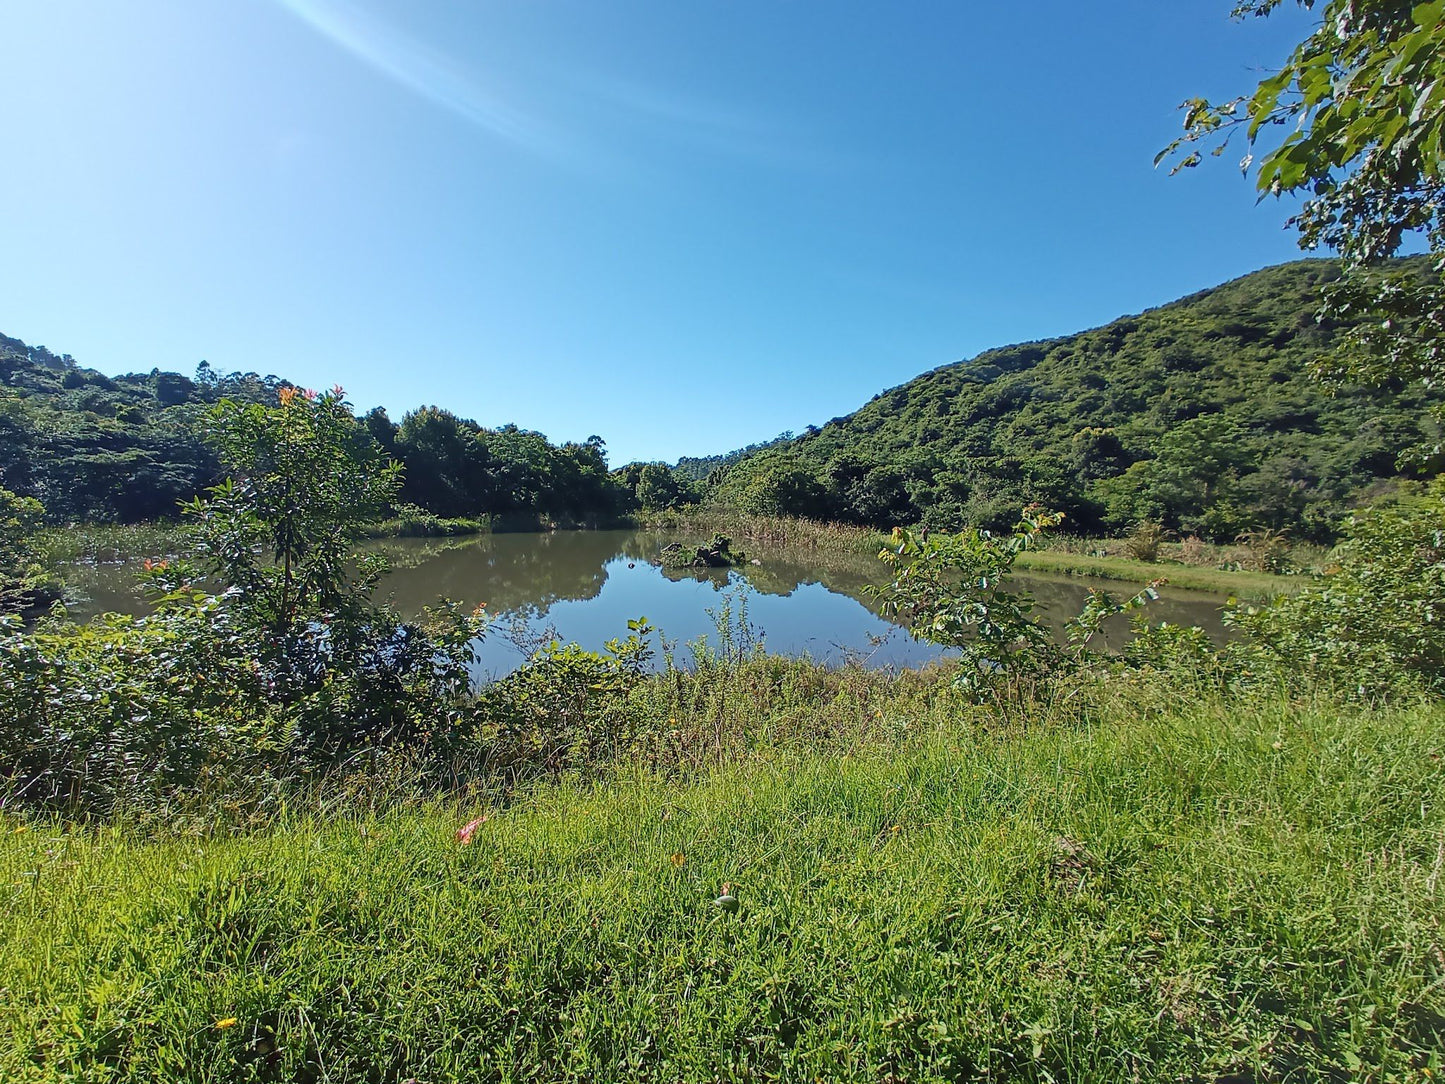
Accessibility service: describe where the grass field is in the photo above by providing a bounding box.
[1013,550,1304,598]
[650,509,1308,599]
[4,682,1442,1082]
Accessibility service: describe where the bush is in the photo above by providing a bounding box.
[0,486,54,616]
[1228,479,1445,697]
[1122,520,1166,562]
[0,389,486,814]
[872,508,1158,706]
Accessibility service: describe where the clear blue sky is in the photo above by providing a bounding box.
[0,1,1319,465]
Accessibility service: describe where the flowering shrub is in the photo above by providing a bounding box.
[0,389,485,814]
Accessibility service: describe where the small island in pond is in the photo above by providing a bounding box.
[659,533,746,569]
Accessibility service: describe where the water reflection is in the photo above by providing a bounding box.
[67,529,1232,678]
[374,530,1229,678]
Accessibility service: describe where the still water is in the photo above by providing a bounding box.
[69,529,1230,678]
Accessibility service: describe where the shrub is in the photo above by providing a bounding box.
[872,508,1158,706]
[0,388,486,814]
[0,487,54,616]
[1228,479,1445,697]
[1122,520,1166,562]
[1235,526,1292,574]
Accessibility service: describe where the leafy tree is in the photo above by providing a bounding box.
[714,453,829,519]
[1094,415,1256,534]
[635,462,689,511]
[184,386,398,652]
[1162,0,1445,460]
[395,407,490,518]
[0,487,46,616]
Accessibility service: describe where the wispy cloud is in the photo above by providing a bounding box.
[269,0,831,174]
[270,0,565,158]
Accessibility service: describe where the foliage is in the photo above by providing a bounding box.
[382,407,629,528]
[184,388,398,642]
[873,509,1158,700]
[0,335,631,529]
[1235,525,1293,572]
[632,462,697,511]
[362,503,490,538]
[473,619,655,774]
[710,260,1440,541]
[710,451,831,519]
[0,388,486,813]
[660,533,744,569]
[0,486,49,616]
[1228,477,1445,696]
[1120,520,1166,562]
[1163,0,1445,462]
[0,335,281,523]
[671,431,794,483]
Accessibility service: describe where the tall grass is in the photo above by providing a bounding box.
[3,680,1442,1082]
[34,521,192,567]
[641,507,887,555]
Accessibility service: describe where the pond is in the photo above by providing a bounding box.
[65,529,1232,677]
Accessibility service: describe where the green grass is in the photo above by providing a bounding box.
[4,684,1442,1082]
[1014,550,1305,598]
[35,522,192,568]
[647,513,1308,598]
[640,507,889,556]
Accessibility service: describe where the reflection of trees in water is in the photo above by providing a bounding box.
[373,530,1230,645]
[379,531,632,616]
[661,543,890,613]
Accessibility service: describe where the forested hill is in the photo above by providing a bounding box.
[0,336,629,526]
[711,258,1442,541]
[6,258,1439,539]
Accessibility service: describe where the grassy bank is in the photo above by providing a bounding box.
[4,683,1442,1082]
[1014,550,1304,598]
[34,521,193,567]
[647,510,1308,598]
[640,507,888,556]
[38,515,489,571]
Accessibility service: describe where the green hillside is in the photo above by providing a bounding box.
[712,259,1441,541]
[0,336,628,528]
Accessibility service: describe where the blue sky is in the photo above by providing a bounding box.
[0,1,1318,464]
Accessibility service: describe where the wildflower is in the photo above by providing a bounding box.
[890,824,902,833]
[456,815,488,844]
[670,852,686,867]
[214,1018,238,1030]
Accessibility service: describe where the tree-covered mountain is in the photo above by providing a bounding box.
[708,259,1441,541]
[6,258,1438,539]
[0,336,629,527]
[672,432,794,483]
